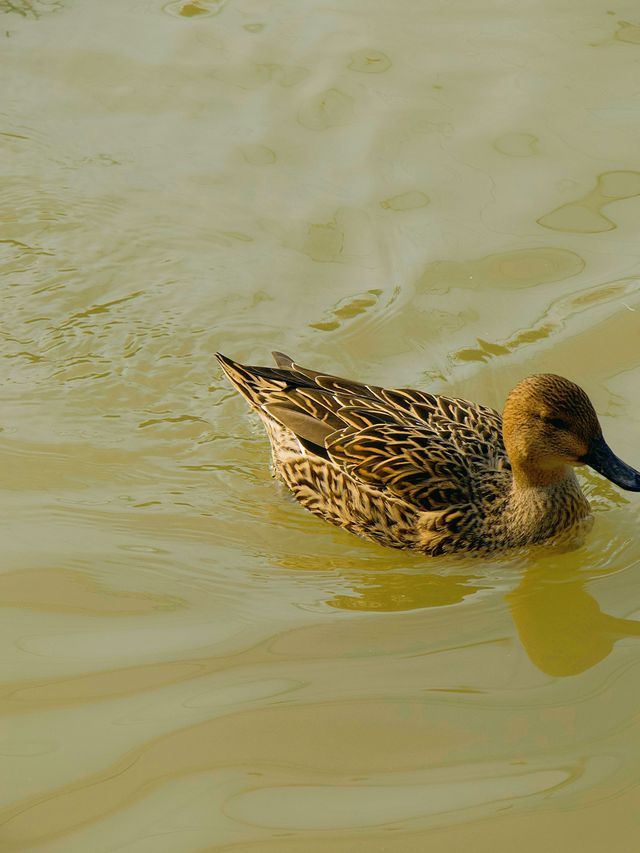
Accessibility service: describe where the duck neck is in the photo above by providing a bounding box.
[510,461,575,491]
[505,464,589,544]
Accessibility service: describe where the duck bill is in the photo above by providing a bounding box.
[580,437,640,492]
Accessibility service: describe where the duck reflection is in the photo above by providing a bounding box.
[507,562,640,676]
[275,544,486,612]
[278,539,639,676]
[325,570,484,612]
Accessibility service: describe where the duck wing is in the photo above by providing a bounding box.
[216,352,508,512]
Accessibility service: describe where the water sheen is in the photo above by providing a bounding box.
[2,1,640,851]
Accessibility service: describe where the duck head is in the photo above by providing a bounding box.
[502,374,640,491]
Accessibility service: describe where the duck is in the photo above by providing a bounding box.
[216,352,640,555]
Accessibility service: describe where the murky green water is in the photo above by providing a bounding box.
[2,1,640,850]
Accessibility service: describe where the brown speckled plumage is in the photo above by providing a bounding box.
[216,352,640,555]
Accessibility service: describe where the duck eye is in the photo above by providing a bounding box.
[545,416,568,430]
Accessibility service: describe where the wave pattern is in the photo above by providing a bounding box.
[2,1,640,851]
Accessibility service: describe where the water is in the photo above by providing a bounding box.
[2,1,640,850]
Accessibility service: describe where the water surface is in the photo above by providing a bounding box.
[2,1,640,850]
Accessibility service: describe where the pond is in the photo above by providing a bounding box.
[2,1,640,850]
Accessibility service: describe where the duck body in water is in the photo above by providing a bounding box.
[217,352,640,555]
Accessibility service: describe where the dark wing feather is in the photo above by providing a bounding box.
[216,352,508,511]
[326,424,473,509]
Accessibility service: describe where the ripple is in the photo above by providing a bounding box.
[380,190,430,211]
[309,288,382,331]
[0,0,62,18]
[225,767,569,830]
[449,275,640,366]
[615,21,640,44]
[297,89,355,131]
[0,568,185,615]
[417,247,584,293]
[537,170,640,233]
[239,144,276,165]
[162,0,226,18]
[348,49,392,74]
[493,132,539,157]
[326,570,486,613]
[283,207,376,265]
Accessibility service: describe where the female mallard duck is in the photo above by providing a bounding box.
[217,352,640,555]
